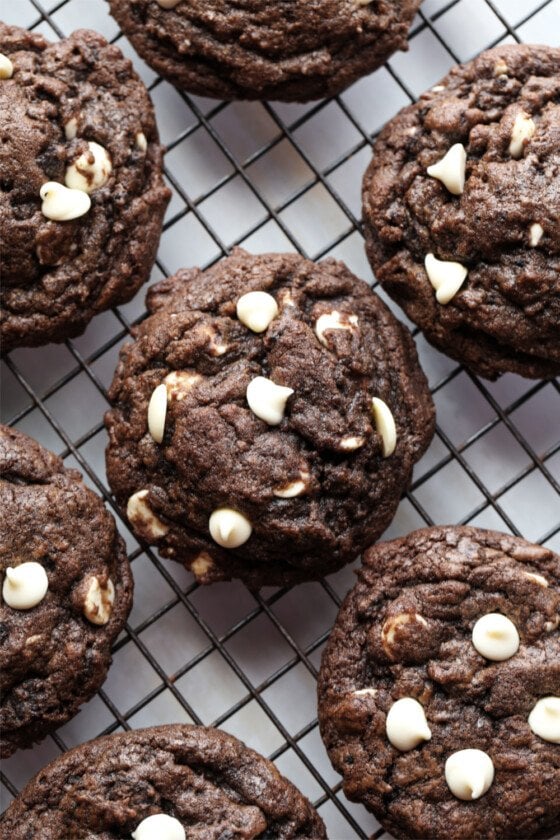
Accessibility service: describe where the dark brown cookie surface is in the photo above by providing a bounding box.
[108,0,420,102]
[318,526,560,839]
[0,24,170,352]
[362,45,560,380]
[0,425,133,757]
[0,724,327,838]
[105,249,434,589]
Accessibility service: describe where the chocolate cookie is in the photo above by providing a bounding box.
[108,0,421,102]
[0,724,327,838]
[362,45,560,380]
[0,24,170,352]
[318,526,560,839]
[105,248,435,589]
[0,425,133,757]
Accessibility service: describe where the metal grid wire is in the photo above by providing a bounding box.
[1,0,559,835]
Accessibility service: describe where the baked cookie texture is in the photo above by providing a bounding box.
[362,45,560,380]
[318,526,560,839]
[0,724,327,838]
[105,249,435,589]
[0,425,133,757]
[108,0,421,102]
[0,24,170,353]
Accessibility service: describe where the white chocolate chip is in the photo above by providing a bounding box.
[427,143,467,195]
[424,253,468,304]
[509,112,535,159]
[0,53,13,79]
[529,223,544,247]
[545,616,559,632]
[164,370,201,401]
[2,563,48,610]
[314,311,358,347]
[236,291,278,333]
[382,613,428,657]
[524,571,548,587]
[132,814,186,840]
[273,473,309,498]
[445,749,494,800]
[191,552,214,578]
[147,383,168,444]
[277,289,295,309]
[40,181,91,221]
[431,85,445,92]
[25,634,43,646]
[65,141,112,194]
[209,340,228,356]
[371,397,397,457]
[339,435,366,451]
[83,577,115,625]
[472,613,519,661]
[64,117,78,140]
[386,697,432,751]
[246,376,293,425]
[135,132,148,152]
[200,325,229,357]
[127,490,169,539]
[493,59,509,76]
[353,688,377,697]
[273,480,305,498]
[528,697,560,744]
[155,0,182,7]
[209,508,252,549]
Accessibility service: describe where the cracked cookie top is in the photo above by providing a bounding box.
[318,525,560,839]
[108,0,421,101]
[0,424,132,757]
[105,248,434,588]
[363,45,560,380]
[0,24,169,351]
[0,724,326,838]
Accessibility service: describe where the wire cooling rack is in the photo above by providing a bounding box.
[1,0,559,836]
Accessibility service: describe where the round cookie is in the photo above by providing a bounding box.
[0,425,133,757]
[318,526,560,839]
[108,0,421,102]
[0,24,170,352]
[362,45,560,380]
[0,724,327,838]
[105,248,435,588]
